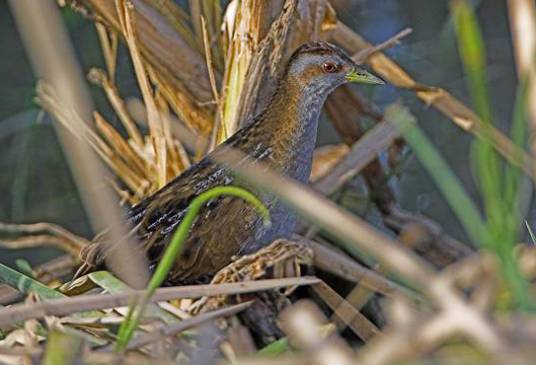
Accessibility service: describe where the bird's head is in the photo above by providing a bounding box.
[284,42,384,94]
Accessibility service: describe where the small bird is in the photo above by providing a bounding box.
[76,42,383,284]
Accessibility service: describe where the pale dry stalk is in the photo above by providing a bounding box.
[220,0,271,140]
[507,0,536,157]
[116,0,167,188]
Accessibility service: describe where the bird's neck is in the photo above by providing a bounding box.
[238,76,327,182]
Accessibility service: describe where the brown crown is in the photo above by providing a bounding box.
[287,42,355,66]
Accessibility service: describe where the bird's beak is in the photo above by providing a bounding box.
[346,67,385,85]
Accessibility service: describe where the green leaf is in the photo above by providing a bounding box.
[259,337,290,356]
[15,259,34,278]
[89,271,178,324]
[43,330,83,365]
[386,104,490,247]
[451,0,533,310]
[0,263,65,300]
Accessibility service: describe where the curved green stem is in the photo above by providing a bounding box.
[115,186,270,351]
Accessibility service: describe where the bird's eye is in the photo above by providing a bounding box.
[322,62,339,73]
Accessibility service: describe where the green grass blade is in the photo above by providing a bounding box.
[451,0,493,124]
[451,0,504,232]
[89,271,178,324]
[451,0,533,310]
[258,337,290,356]
[386,104,490,247]
[0,263,65,299]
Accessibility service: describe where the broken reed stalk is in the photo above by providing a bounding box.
[95,22,119,80]
[201,16,224,152]
[117,0,168,189]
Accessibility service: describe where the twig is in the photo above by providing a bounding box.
[0,222,90,247]
[201,16,224,152]
[95,22,118,80]
[127,302,252,349]
[352,27,413,64]
[312,282,382,342]
[312,122,400,196]
[117,0,167,188]
[301,236,420,303]
[0,277,319,327]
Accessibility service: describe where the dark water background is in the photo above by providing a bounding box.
[0,0,527,267]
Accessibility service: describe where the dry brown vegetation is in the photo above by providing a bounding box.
[1,0,536,364]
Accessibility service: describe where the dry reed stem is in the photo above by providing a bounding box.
[311,282,382,342]
[333,22,536,181]
[0,236,82,258]
[88,68,144,147]
[84,37,192,201]
[40,83,150,227]
[201,16,224,153]
[154,91,190,176]
[126,302,252,349]
[312,122,400,195]
[310,144,350,181]
[233,0,295,126]
[302,236,419,302]
[64,0,215,134]
[117,0,167,188]
[332,282,376,327]
[148,0,199,51]
[0,277,319,327]
[220,0,274,139]
[0,222,91,248]
[352,27,413,64]
[198,0,225,70]
[93,112,146,176]
[507,0,536,77]
[507,0,536,156]
[126,95,197,149]
[95,22,118,79]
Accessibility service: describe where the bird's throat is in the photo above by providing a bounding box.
[256,79,326,182]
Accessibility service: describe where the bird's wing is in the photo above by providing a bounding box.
[128,157,227,245]
[129,134,275,254]
[74,158,230,279]
[75,127,273,280]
